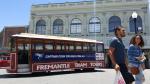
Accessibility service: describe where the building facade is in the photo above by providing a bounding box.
[29,0,150,68]
[0,26,28,49]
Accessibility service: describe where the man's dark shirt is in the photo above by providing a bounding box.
[109,37,126,64]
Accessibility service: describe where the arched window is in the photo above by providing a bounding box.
[53,19,63,34]
[70,18,81,34]
[89,17,101,33]
[36,20,46,34]
[129,16,143,32]
[109,16,121,32]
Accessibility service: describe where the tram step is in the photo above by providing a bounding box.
[18,64,29,69]
[17,68,30,73]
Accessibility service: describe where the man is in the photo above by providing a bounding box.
[108,26,134,84]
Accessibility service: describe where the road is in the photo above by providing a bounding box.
[0,69,150,84]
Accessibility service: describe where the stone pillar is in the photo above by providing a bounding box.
[29,16,35,33]
[50,16,54,35]
[82,14,88,36]
[64,15,69,36]
[47,16,51,35]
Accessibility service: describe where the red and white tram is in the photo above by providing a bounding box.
[0,33,105,74]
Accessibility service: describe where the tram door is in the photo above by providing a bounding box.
[17,43,30,73]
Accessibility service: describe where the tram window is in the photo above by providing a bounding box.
[45,44,53,50]
[62,45,65,50]
[56,45,61,50]
[69,45,74,51]
[76,45,82,51]
[83,43,89,51]
[83,45,88,51]
[18,44,23,50]
[66,45,69,50]
[11,47,16,52]
[90,44,96,52]
[97,44,104,52]
[18,44,29,50]
[25,44,30,50]
[0,57,3,60]
[35,44,43,50]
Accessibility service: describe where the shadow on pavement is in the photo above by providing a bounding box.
[0,69,105,79]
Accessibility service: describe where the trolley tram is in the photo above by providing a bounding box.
[0,33,105,74]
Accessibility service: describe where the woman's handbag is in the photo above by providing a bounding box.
[130,67,139,75]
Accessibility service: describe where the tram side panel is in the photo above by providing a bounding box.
[31,52,105,72]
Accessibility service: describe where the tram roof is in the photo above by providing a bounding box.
[12,33,103,43]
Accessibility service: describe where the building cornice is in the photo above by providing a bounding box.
[31,0,148,16]
[32,0,148,7]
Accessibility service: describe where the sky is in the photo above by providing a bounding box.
[0,0,92,32]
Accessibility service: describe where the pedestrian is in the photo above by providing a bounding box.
[108,26,135,84]
[128,35,146,84]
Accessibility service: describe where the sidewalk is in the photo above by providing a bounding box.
[0,69,150,84]
[100,69,150,84]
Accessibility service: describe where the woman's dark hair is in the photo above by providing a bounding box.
[129,35,144,47]
[114,26,124,36]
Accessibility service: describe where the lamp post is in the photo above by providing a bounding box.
[138,27,142,34]
[132,11,138,34]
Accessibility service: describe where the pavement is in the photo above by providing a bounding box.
[0,69,150,84]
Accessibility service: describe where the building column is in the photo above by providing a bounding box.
[82,14,88,37]
[46,16,51,35]
[50,16,54,35]
[29,16,35,33]
[64,15,69,36]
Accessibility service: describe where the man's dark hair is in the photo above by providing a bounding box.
[129,35,144,47]
[114,26,124,36]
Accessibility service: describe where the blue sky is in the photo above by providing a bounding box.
[0,0,91,31]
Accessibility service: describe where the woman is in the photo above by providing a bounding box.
[128,35,145,84]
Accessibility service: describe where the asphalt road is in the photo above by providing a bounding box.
[0,69,150,84]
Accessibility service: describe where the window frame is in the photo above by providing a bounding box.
[89,17,101,33]
[70,18,82,34]
[36,20,46,34]
[53,19,64,34]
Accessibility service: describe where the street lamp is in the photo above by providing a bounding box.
[138,27,142,33]
[132,11,138,34]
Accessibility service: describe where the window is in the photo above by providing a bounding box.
[32,44,43,50]
[70,18,81,34]
[36,44,43,50]
[53,19,63,34]
[56,45,61,50]
[90,44,96,52]
[75,43,82,51]
[76,45,82,50]
[97,44,104,52]
[109,16,121,32]
[18,44,24,50]
[83,44,89,51]
[25,44,30,50]
[89,17,101,33]
[36,20,46,34]
[129,16,143,32]
[69,45,74,51]
[66,45,69,50]
[17,44,29,50]
[45,44,53,50]
[62,45,65,50]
